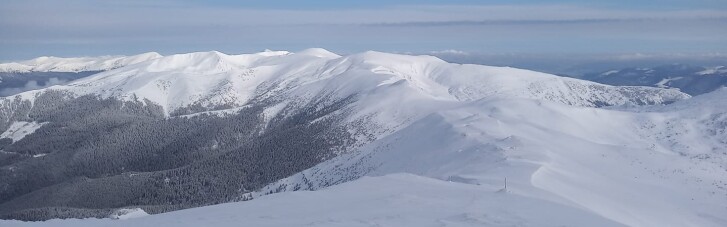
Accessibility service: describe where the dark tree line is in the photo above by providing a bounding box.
[0,90,358,221]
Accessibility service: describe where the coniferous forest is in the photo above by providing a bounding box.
[0,90,358,220]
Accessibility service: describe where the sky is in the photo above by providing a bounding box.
[1,0,727,64]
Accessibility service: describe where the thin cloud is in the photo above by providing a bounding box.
[364,17,727,27]
[430,52,727,76]
[1,1,726,59]
[0,77,68,96]
[429,50,470,55]
[3,2,726,27]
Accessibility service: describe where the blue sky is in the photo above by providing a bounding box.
[1,0,727,61]
[172,0,727,10]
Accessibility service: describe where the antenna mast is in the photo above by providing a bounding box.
[505,177,507,191]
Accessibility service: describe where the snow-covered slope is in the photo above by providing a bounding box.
[0,53,163,73]
[5,49,687,116]
[2,49,720,227]
[0,121,45,142]
[259,88,727,227]
[0,174,625,227]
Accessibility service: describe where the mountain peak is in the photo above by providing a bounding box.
[296,48,340,58]
[257,49,291,57]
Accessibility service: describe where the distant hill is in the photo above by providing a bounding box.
[582,64,727,95]
[0,53,162,96]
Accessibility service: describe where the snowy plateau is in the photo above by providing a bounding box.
[0,49,725,227]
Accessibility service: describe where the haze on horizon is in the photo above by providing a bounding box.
[1,0,726,70]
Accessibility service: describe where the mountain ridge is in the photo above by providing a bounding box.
[582,63,727,95]
[0,53,163,73]
[0,49,722,227]
[3,49,690,117]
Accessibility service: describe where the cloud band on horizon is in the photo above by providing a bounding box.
[1,0,726,60]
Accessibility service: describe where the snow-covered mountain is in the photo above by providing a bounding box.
[583,64,727,95]
[0,53,163,73]
[0,53,164,96]
[1,174,627,227]
[255,87,727,227]
[9,49,687,115]
[1,49,724,227]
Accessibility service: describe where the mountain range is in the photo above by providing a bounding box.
[0,53,162,96]
[582,64,727,95]
[0,49,724,227]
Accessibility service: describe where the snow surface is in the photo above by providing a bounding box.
[0,49,722,227]
[0,174,625,227]
[655,77,683,88]
[697,66,726,75]
[260,88,727,227]
[107,208,149,220]
[2,49,688,116]
[0,53,162,73]
[0,121,45,142]
[601,70,620,76]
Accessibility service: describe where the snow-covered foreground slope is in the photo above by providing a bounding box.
[260,89,727,227]
[1,174,625,227]
[1,49,722,226]
[0,53,162,73]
